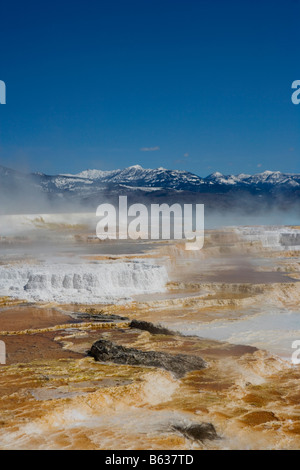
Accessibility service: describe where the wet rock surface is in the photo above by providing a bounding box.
[172,423,219,442]
[72,312,129,323]
[129,319,176,336]
[89,339,207,378]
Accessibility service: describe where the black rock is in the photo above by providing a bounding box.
[73,312,129,322]
[172,423,219,442]
[88,339,207,378]
[129,319,176,336]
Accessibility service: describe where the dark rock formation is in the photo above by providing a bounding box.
[172,422,219,442]
[129,319,176,336]
[88,339,207,378]
[72,312,129,323]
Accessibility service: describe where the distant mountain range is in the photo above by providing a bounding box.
[1,164,300,214]
[65,165,300,189]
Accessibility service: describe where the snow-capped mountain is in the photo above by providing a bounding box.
[67,165,206,190]
[2,164,300,194]
[63,166,300,190]
[1,164,300,214]
[203,170,300,187]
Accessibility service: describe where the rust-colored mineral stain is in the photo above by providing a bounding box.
[0,229,300,450]
[241,411,279,426]
[0,306,72,331]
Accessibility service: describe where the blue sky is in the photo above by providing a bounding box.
[0,0,299,176]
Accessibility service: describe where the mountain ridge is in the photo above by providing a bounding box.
[2,164,300,193]
[62,165,300,189]
[1,164,300,215]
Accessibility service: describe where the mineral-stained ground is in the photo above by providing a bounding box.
[0,226,299,450]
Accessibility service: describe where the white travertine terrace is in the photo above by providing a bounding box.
[0,261,168,304]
